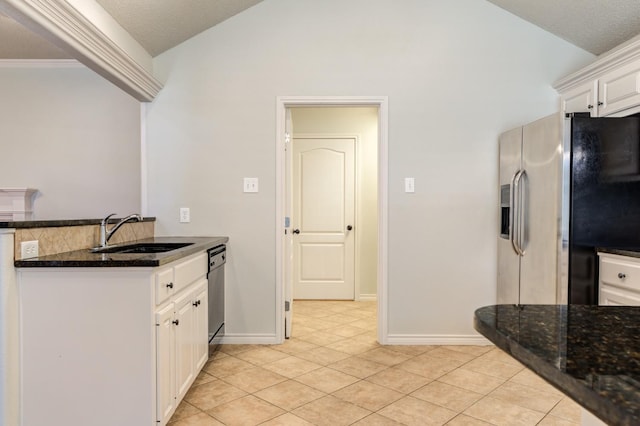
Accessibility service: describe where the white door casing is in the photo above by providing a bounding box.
[292,137,356,300]
[284,109,294,338]
[275,95,389,345]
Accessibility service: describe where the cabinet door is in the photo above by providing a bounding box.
[598,59,640,116]
[174,289,195,400]
[156,303,176,425]
[562,81,598,116]
[193,279,209,371]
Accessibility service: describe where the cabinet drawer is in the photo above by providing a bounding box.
[599,254,640,292]
[600,286,640,306]
[174,253,207,293]
[156,267,175,305]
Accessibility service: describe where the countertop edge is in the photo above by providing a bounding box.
[14,236,228,268]
[0,217,156,229]
[473,307,632,426]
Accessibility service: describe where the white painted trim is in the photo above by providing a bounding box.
[0,229,18,426]
[0,0,162,101]
[276,96,389,345]
[140,103,148,216]
[0,59,82,68]
[358,294,377,302]
[218,333,279,345]
[385,334,493,346]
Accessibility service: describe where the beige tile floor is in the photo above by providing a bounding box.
[168,301,582,426]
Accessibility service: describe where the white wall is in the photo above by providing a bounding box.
[0,64,141,219]
[291,107,378,298]
[147,0,594,341]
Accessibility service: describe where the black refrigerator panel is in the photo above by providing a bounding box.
[569,115,640,304]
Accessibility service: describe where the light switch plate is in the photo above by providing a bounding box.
[179,207,190,223]
[405,177,415,193]
[244,177,259,193]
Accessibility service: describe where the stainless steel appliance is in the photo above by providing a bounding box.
[498,113,640,305]
[207,244,226,342]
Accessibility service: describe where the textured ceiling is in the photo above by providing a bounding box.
[487,0,640,55]
[1,0,640,60]
[94,0,264,57]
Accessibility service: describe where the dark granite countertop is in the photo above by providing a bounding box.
[0,217,156,229]
[474,304,640,426]
[598,248,640,258]
[14,236,228,267]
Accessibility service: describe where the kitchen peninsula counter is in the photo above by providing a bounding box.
[15,236,227,267]
[474,304,640,426]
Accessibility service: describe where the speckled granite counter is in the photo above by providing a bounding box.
[0,217,155,228]
[474,304,640,426]
[598,247,640,259]
[15,236,228,267]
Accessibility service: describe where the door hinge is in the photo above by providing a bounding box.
[285,301,290,311]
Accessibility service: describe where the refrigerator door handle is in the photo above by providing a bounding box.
[518,170,528,255]
[510,170,524,256]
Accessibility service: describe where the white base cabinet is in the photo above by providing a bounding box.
[17,251,208,426]
[598,253,640,306]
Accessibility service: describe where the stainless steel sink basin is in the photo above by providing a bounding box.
[90,242,193,254]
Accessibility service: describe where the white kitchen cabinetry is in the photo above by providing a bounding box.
[556,37,640,117]
[562,81,598,116]
[598,253,640,306]
[597,60,640,116]
[18,251,208,426]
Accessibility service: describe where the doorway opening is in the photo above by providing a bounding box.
[275,96,389,344]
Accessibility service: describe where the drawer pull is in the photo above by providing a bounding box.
[172,319,179,326]
[166,282,174,289]
[618,273,626,279]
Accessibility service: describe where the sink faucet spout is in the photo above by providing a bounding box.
[99,213,143,248]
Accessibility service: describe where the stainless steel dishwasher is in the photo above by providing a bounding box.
[207,244,226,342]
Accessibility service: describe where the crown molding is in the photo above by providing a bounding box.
[554,34,640,92]
[0,0,163,101]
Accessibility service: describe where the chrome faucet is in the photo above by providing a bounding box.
[99,213,143,248]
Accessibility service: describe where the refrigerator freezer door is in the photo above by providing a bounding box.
[497,127,522,304]
[520,114,563,304]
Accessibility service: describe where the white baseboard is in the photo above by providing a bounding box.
[214,333,280,345]
[358,294,377,301]
[384,334,493,346]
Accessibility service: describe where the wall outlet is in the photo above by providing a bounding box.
[179,207,190,223]
[21,240,39,259]
[243,177,259,193]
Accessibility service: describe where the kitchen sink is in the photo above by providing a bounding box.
[90,242,193,254]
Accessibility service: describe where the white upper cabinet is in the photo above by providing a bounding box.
[597,60,640,116]
[562,81,598,116]
[556,36,640,117]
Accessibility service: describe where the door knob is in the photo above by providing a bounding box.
[292,229,300,234]
[347,225,353,231]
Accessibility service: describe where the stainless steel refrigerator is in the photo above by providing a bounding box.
[498,113,640,305]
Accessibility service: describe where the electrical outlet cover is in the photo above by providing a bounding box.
[21,240,39,259]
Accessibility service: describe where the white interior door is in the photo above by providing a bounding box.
[293,137,355,300]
